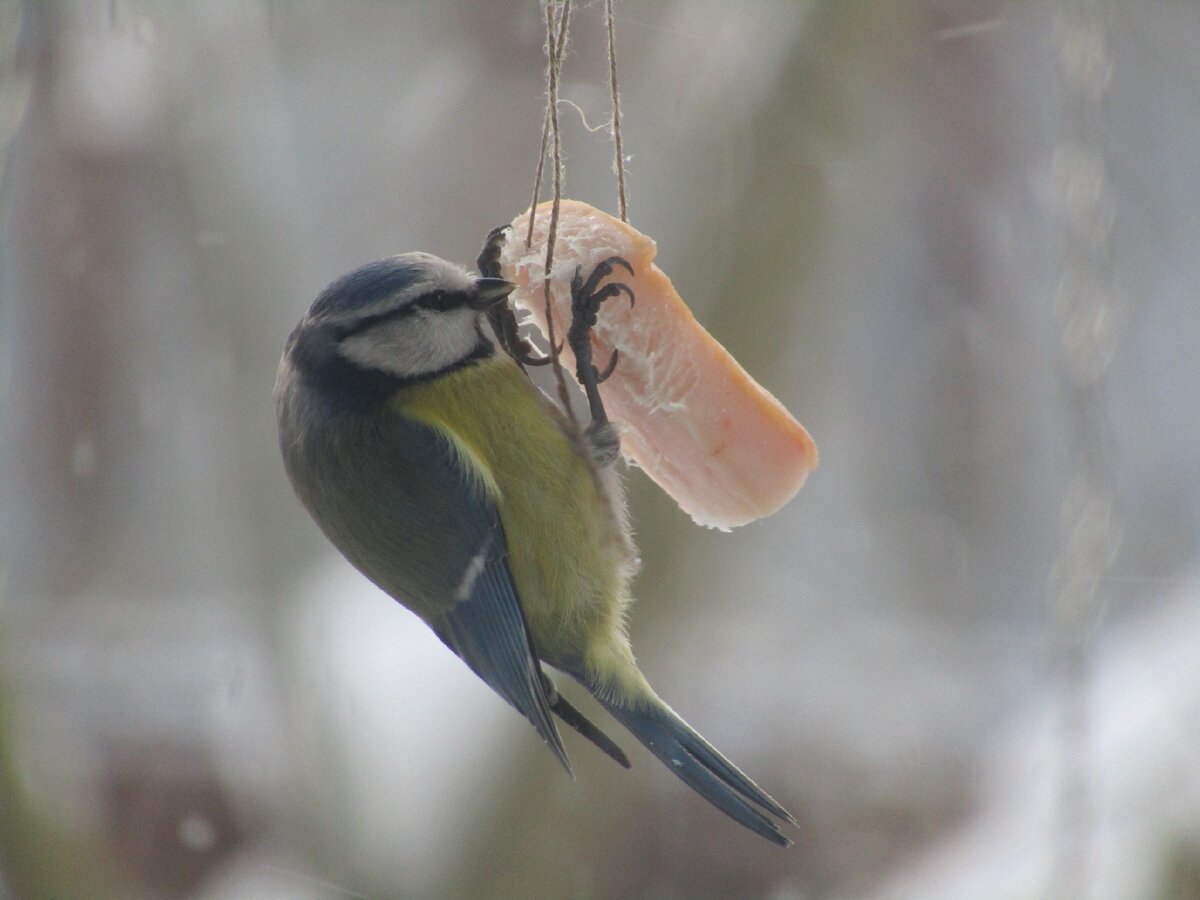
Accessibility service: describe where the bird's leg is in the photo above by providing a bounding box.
[568,256,635,467]
[476,225,554,371]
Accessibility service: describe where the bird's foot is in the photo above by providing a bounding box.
[476,225,552,370]
[568,257,635,444]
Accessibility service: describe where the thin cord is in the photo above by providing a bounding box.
[539,0,577,425]
[527,122,550,249]
[605,0,628,222]
[527,2,572,249]
[1049,2,1119,898]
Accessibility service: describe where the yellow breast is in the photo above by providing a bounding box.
[392,356,631,662]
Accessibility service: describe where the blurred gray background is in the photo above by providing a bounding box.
[1,2,1198,898]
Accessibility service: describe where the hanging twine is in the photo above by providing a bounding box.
[526,2,572,249]
[605,0,629,223]
[535,0,577,425]
[525,0,631,426]
[1048,1,1121,898]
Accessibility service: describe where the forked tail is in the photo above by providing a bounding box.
[594,693,797,846]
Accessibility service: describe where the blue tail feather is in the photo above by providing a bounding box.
[593,695,795,846]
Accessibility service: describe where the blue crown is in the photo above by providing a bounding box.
[309,254,432,318]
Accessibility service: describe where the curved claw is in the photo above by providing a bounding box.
[520,341,563,367]
[588,256,634,283]
[572,283,634,326]
[485,299,546,375]
[568,256,638,429]
[596,348,619,383]
[608,256,634,278]
[573,256,636,305]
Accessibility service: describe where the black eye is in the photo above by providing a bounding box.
[417,289,461,311]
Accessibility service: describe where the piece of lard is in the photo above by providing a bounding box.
[500,200,817,530]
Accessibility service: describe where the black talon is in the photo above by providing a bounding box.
[573,256,634,306]
[582,282,635,311]
[522,341,563,367]
[488,306,554,371]
[596,349,619,383]
[477,225,555,372]
[567,257,637,446]
[604,255,635,278]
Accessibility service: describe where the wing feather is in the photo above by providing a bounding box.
[431,528,572,773]
[374,411,571,772]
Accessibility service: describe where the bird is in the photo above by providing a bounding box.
[274,237,797,845]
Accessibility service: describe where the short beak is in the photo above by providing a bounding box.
[468,277,516,310]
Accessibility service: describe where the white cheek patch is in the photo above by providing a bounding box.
[339,308,480,379]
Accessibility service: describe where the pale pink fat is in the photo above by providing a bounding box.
[500,200,817,530]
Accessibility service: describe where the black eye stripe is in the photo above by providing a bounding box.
[415,289,469,311]
[334,288,470,338]
[336,305,414,338]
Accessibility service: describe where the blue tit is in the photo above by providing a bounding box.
[274,247,796,845]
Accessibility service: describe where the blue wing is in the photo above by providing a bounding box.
[428,522,572,774]
[343,412,572,772]
[300,403,629,772]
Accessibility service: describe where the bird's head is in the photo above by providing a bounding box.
[291,252,516,385]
